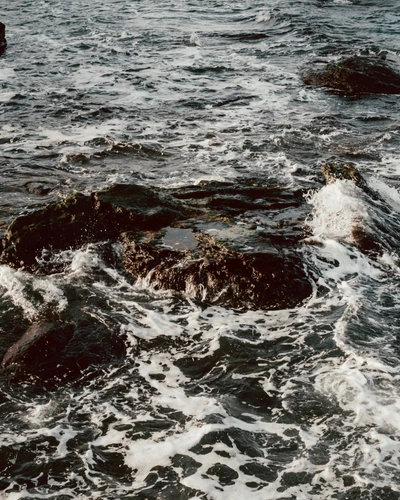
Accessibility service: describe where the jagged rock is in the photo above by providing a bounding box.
[0,180,313,310]
[0,23,6,56]
[302,56,400,95]
[121,230,312,310]
[321,163,371,193]
[1,185,189,270]
[1,320,125,381]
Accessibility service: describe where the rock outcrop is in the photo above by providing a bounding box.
[122,231,311,310]
[302,56,400,95]
[0,23,6,55]
[1,185,190,270]
[0,179,312,311]
[321,162,374,197]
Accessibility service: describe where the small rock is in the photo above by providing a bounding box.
[321,162,370,193]
[24,181,56,196]
[1,322,75,378]
[1,320,125,381]
[0,23,6,56]
[302,56,400,95]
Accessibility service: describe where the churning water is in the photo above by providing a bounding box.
[1,0,400,498]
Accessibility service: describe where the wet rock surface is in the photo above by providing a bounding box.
[0,179,316,381]
[0,22,6,55]
[321,162,374,197]
[1,185,189,270]
[122,230,311,310]
[302,56,400,95]
[1,320,125,381]
[5,170,399,381]
[0,179,312,311]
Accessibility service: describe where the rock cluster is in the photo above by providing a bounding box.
[3,165,397,382]
[1,180,312,307]
[0,179,314,382]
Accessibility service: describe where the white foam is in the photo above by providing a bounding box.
[69,245,102,275]
[306,181,369,243]
[0,266,67,320]
[369,177,400,211]
[0,91,16,103]
[255,11,271,23]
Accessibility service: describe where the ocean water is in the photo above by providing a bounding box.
[1,0,400,498]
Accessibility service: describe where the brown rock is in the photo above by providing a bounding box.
[0,180,313,310]
[303,56,400,95]
[121,230,312,310]
[1,319,125,381]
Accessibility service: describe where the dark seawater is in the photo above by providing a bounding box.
[1,1,400,498]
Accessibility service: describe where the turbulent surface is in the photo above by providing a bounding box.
[1,0,400,498]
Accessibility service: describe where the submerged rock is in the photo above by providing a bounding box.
[24,181,57,196]
[1,320,125,381]
[1,322,74,378]
[303,56,400,95]
[0,23,6,56]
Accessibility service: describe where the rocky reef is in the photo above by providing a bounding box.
[302,55,400,95]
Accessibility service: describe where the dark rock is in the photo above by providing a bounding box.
[0,22,6,55]
[1,180,313,310]
[321,162,371,193]
[1,320,125,381]
[302,56,400,95]
[1,193,100,269]
[1,322,75,378]
[1,185,190,270]
[121,230,312,310]
[94,183,190,232]
[351,225,382,257]
[65,153,91,163]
